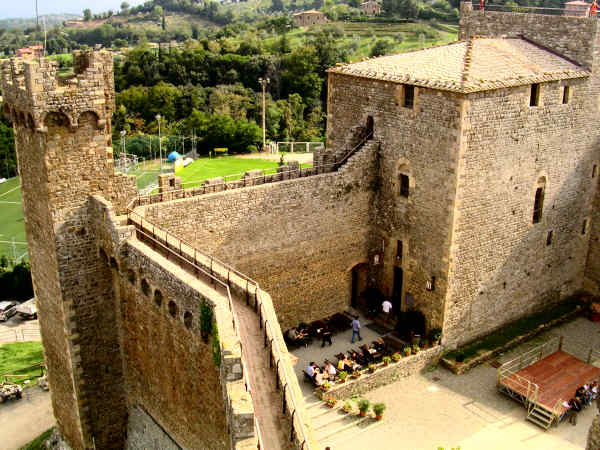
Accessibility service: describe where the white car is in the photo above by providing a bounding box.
[0,301,17,322]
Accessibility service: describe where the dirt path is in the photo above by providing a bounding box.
[0,387,54,449]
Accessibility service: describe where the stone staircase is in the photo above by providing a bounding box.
[304,397,384,448]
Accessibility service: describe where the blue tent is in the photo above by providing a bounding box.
[168,151,181,162]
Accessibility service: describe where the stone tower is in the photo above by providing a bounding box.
[0,51,135,449]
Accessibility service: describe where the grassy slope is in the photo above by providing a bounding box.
[0,342,44,386]
[0,178,26,260]
[19,428,55,450]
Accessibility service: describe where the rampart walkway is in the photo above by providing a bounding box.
[129,218,309,449]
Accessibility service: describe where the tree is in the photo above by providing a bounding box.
[272,0,285,11]
[121,1,130,11]
[370,39,394,57]
[151,5,164,20]
[83,8,92,21]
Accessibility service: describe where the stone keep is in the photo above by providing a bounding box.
[0,51,136,449]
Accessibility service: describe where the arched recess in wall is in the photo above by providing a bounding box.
[16,111,26,128]
[532,176,547,224]
[168,300,178,318]
[127,269,136,285]
[141,279,150,297]
[43,111,70,132]
[77,110,100,130]
[184,311,193,329]
[110,257,119,271]
[26,114,35,130]
[154,289,163,307]
[394,158,412,198]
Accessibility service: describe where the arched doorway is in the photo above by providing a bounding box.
[365,116,374,139]
[351,262,369,308]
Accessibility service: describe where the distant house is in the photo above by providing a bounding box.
[292,10,329,27]
[360,0,381,16]
[16,45,44,59]
[564,0,591,16]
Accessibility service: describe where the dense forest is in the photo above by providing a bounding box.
[0,0,575,172]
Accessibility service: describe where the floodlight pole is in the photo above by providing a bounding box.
[156,114,163,173]
[258,77,270,152]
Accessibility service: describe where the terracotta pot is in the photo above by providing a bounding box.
[376,414,383,421]
[328,402,336,408]
[339,378,346,383]
[359,411,366,417]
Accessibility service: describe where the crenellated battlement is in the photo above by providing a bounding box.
[0,50,114,132]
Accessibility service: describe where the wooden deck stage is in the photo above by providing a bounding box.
[500,350,600,415]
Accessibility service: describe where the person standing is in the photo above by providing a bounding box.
[320,324,332,347]
[351,315,362,343]
[382,299,393,326]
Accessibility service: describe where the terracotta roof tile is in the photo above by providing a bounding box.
[328,37,590,93]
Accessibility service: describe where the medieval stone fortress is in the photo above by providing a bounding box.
[3,1,600,449]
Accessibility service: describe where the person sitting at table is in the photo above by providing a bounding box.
[288,327,308,346]
[325,360,337,379]
[346,353,362,371]
[372,337,385,352]
[319,324,333,347]
[591,381,599,401]
[305,362,319,379]
[361,344,375,363]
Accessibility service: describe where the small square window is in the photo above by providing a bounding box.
[403,85,414,109]
[562,86,570,104]
[546,230,553,246]
[400,174,409,197]
[530,83,540,107]
[396,240,403,262]
[593,164,597,178]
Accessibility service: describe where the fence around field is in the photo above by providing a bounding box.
[0,326,41,343]
[273,142,324,154]
[472,0,599,16]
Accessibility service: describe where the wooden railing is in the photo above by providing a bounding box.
[126,207,315,450]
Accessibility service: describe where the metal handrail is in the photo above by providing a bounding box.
[130,162,336,208]
[333,130,373,170]
[126,208,313,449]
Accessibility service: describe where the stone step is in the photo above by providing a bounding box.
[320,416,385,447]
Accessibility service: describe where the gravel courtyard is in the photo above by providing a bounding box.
[325,316,600,450]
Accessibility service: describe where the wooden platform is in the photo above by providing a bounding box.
[500,350,600,414]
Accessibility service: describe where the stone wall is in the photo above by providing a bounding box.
[443,78,599,347]
[326,73,462,331]
[459,2,600,71]
[588,414,600,450]
[324,346,442,400]
[140,144,378,330]
[126,405,182,450]
[118,239,251,449]
[0,51,136,449]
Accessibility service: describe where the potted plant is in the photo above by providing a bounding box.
[429,328,442,345]
[351,370,361,379]
[321,381,331,392]
[403,346,411,357]
[338,371,348,383]
[412,344,420,354]
[392,352,401,362]
[358,399,370,417]
[422,339,430,349]
[343,401,353,413]
[368,363,376,373]
[325,396,337,408]
[382,356,391,366]
[373,402,386,420]
[455,353,465,364]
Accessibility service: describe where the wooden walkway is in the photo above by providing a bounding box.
[501,350,600,414]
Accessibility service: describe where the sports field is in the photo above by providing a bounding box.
[0,177,27,263]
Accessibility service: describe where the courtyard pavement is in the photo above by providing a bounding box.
[314,316,600,449]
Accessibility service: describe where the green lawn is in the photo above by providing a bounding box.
[0,342,44,386]
[177,156,280,188]
[0,178,27,262]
